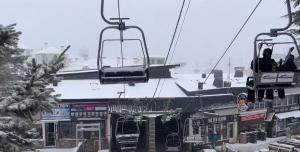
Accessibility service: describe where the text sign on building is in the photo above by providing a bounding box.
[240,111,266,123]
[41,108,70,120]
[70,103,108,121]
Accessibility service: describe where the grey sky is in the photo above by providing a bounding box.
[0,0,292,71]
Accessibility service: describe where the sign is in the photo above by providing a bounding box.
[277,72,294,83]
[240,110,266,123]
[41,108,70,120]
[70,103,108,121]
[260,73,277,83]
[207,116,227,123]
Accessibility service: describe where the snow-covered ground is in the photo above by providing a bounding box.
[37,148,77,152]
[217,137,286,152]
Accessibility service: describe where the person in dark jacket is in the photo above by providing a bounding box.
[248,48,277,102]
[277,54,298,99]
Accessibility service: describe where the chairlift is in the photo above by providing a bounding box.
[247,0,300,92]
[115,116,140,152]
[165,133,181,152]
[164,117,181,152]
[183,118,204,145]
[97,0,150,84]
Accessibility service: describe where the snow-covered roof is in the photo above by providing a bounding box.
[52,78,187,100]
[173,73,247,91]
[275,110,300,119]
[63,58,143,71]
[52,71,248,100]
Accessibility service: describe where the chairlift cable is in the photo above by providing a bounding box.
[158,0,193,98]
[203,0,263,84]
[152,0,187,98]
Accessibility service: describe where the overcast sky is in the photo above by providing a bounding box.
[0,0,293,72]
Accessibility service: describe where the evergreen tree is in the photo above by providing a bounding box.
[0,24,69,152]
[290,0,300,34]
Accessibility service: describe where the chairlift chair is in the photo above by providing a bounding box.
[165,133,181,152]
[97,0,150,85]
[182,118,204,145]
[98,38,149,84]
[247,0,300,92]
[115,116,140,152]
[163,117,182,152]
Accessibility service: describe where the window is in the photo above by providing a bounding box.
[215,124,221,140]
[293,96,298,105]
[222,123,227,140]
[59,122,76,139]
[228,123,234,138]
[200,125,206,137]
[277,120,284,131]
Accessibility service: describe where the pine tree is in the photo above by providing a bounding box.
[0,24,69,152]
[290,0,300,34]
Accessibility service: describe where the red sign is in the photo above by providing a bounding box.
[83,104,96,111]
[240,112,266,123]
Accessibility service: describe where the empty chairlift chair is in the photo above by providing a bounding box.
[115,116,140,152]
[98,39,149,84]
[164,118,181,152]
[247,0,300,94]
[183,118,204,145]
[97,0,150,84]
[165,133,181,152]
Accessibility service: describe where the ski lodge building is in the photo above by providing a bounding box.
[34,61,300,152]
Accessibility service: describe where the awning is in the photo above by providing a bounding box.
[240,109,267,123]
[265,112,275,122]
[275,110,300,119]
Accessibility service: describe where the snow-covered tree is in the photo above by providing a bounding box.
[0,24,69,151]
[289,0,300,34]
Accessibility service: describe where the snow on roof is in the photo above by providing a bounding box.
[52,72,248,100]
[63,58,143,71]
[275,110,300,119]
[52,78,187,100]
[173,73,247,91]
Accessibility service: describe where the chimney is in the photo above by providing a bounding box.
[213,70,223,88]
[198,82,204,90]
[202,73,206,78]
[234,67,244,78]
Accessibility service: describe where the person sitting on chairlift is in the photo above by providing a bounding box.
[277,49,298,99]
[248,48,277,102]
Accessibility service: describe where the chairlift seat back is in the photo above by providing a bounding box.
[99,66,149,84]
[165,133,181,152]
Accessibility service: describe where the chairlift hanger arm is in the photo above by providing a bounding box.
[270,0,292,33]
[101,0,121,25]
[254,32,300,57]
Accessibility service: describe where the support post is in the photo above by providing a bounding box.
[148,117,156,152]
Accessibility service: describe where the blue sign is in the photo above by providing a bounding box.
[41,108,70,120]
